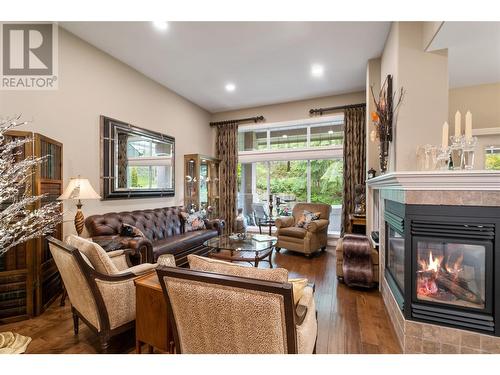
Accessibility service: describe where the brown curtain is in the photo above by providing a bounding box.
[216,122,238,233]
[341,107,366,235]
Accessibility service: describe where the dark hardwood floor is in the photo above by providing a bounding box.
[1,247,401,354]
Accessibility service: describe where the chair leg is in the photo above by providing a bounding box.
[60,286,67,306]
[72,311,79,335]
[100,336,110,354]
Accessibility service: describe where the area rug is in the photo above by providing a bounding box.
[0,332,32,354]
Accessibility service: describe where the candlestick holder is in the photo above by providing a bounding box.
[436,146,451,170]
[462,137,477,170]
[449,135,464,170]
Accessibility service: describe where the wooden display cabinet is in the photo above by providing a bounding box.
[0,131,63,322]
[183,154,220,218]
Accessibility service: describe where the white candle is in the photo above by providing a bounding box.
[454,111,461,137]
[442,121,449,149]
[465,111,472,140]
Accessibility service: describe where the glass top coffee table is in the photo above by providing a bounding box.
[203,234,277,268]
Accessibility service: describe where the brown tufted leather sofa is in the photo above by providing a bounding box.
[85,207,224,266]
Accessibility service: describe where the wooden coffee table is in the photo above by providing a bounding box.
[204,234,277,268]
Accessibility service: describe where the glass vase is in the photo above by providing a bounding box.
[462,137,478,170]
[449,135,464,170]
[379,139,389,174]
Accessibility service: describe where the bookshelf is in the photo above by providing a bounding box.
[0,131,63,322]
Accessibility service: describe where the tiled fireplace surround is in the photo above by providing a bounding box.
[368,171,500,354]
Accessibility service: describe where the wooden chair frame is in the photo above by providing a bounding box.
[156,266,311,354]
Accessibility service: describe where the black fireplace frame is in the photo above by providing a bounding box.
[384,202,500,337]
[384,200,406,311]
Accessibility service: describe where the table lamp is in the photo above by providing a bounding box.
[58,177,101,236]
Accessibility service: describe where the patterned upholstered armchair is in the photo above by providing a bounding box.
[47,235,158,353]
[275,203,331,257]
[157,254,317,354]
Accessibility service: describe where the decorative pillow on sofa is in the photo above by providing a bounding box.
[295,210,321,229]
[120,223,146,238]
[181,211,206,232]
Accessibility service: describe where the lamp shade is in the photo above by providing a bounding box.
[58,177,101,200]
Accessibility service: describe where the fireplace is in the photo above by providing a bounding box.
[385,203,500,336]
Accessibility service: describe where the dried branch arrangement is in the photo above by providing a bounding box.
[0,116,62,257]
[370,75,405,172]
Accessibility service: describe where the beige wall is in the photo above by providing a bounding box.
[449,82,500,169]
[211,91,365,124]
[380,22,449,171]
[365,58,381,234]
[0,28,214,236]
[449,82,500,129]
[380,22,399,172]
[366,58,381,174]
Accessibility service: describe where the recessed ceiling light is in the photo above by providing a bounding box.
[152,21,169,31]
[225,83,236,92]
[282,134,288,139]
[311,64,324,78]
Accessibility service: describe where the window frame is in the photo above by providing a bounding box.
[237,115,344,235]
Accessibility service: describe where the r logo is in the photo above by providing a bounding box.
[2,23,53,75]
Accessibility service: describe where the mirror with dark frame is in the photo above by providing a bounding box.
[100,116,175,200]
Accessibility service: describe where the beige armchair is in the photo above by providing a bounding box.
[47,235,158,353]
[157,254,317,354]
[275,203,331,257]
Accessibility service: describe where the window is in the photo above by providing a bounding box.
[118,136,173,190]
[485,146,500,170]
[237,115,344,234]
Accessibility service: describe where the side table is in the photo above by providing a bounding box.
[134,272,174,353]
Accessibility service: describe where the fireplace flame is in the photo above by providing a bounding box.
[418,251,443,273]
[427,252,442,272]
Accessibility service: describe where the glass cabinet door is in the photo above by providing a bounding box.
[184,157,198,211]
[184,154,220,216]
[199,160,209,210]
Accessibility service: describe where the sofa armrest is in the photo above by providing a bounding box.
[91,235,153,264]
[276,216,295,229]
[124,237,154,263]
[204,219,225,235]
[306,219,329,233]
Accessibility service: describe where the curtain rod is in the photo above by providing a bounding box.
[309,103,366,116]
[209,115,265,127]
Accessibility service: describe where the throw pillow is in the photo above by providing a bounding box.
[181,211,206,232]
[288,278,309,305]
[295,210,321,228]
[120,223,146,238]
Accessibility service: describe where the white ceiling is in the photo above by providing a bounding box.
[429,21,500,88]
[60,22,391,113]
